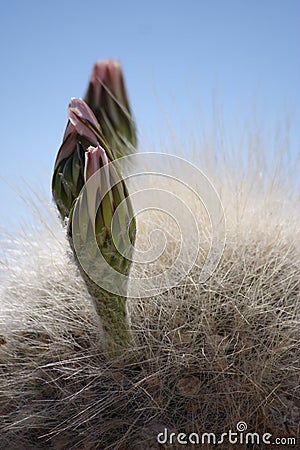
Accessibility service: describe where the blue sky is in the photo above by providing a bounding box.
[0,0,299,229]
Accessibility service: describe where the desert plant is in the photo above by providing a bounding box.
[0,61,299,449]
[52,96,136,357]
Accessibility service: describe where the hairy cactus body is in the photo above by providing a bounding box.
[1,128,299,449]
[1,57,299,448]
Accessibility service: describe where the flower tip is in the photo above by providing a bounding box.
[86,144,106,157]
[69,97,85,111]
[92,59,121,81]
[108,59,120,68]
[84,144,109,182]
[68,98,100,132]
[91,60,108,82]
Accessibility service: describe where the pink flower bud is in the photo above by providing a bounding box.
[68,98,100,146]
[84,59,137,158]
[55,99,101,171]
[84,145,114,231]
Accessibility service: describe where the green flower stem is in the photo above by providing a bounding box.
[67,229,132,357]
[76,260,132,357]
[67,144,135,358]
[52,95,136,360]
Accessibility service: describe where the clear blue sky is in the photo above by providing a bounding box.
[0,0,299,229]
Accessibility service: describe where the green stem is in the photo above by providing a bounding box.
[69,237,132,358]
[84,274,132,355]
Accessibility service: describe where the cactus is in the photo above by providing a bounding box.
[0,60,299,449]
[69,144,135,355]
[52,96,136,356]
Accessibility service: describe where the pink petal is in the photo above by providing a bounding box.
[69,99,99,146]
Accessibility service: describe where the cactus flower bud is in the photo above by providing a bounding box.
[84,59,137,158]
[51,62,138,357]
[52,99,112,219]
[70,144,136,355]
[80,144,135,274]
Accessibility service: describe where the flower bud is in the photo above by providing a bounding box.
[84,59,137,158]
[79,144,135,275]
[52,99,112,219]
[69,145,136,354]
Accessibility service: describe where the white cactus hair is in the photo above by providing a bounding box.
[0,110,299,449]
